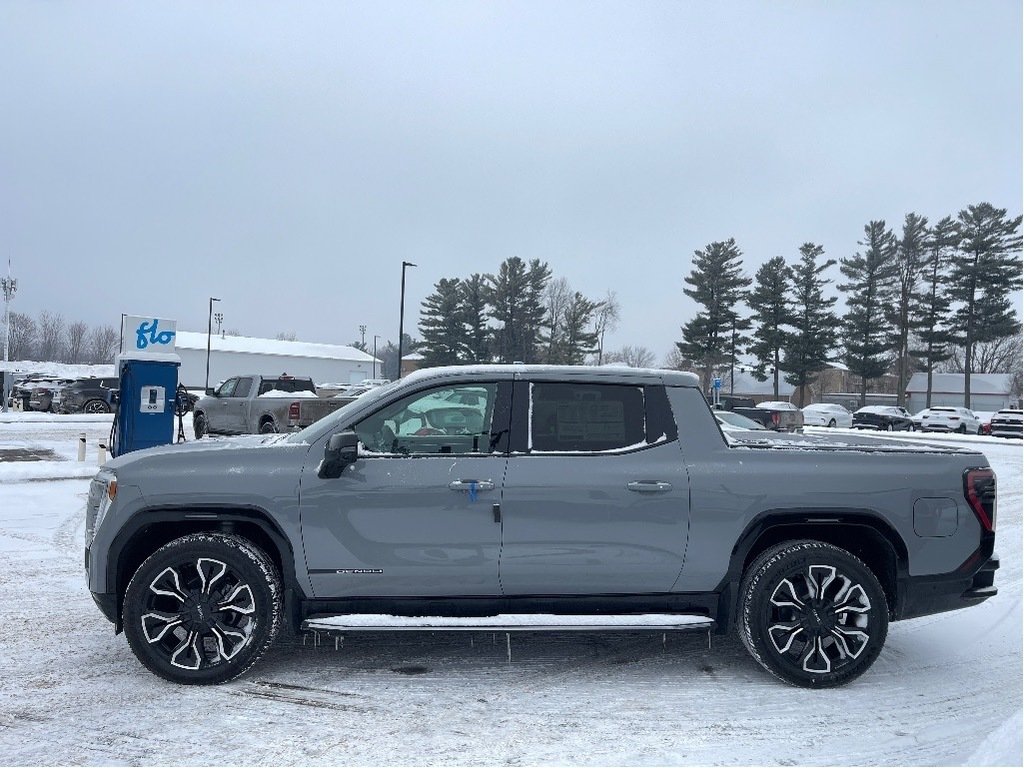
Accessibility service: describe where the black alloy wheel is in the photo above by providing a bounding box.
[827,419,837,428]
[739,540,888,688]
[123,533,282,685]
[83,399,110,414]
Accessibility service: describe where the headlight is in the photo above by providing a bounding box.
[86,470,117,546]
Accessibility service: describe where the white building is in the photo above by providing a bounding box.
[905,372,1017,413]
[175,331,380,389]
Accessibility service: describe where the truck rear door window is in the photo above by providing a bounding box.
[530,383,645,452]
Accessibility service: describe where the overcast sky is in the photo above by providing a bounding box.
[1,1,1021,361]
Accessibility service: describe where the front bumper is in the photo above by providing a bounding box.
[896,555,999,620]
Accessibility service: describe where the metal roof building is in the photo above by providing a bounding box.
[905,372,1017,413]
[175,331,380,390]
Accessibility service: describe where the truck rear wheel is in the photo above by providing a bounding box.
[259,419,277,434]
[739,540,888,688]
[123,533,282,685]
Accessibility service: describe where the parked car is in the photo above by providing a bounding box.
[801,403,853,428]
[11,375,71,411]
[714,410,768,432]
[718,398,803,432]
[87,364,999,687]
[55,377,119,414]
[989,408,1023,439]
[192,374,319,436]
[852,406,915,431]
[917,407,982,434]
[28,378,74,412]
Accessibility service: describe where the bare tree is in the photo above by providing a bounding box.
[65,321,89,363]
[541,277,573,363]
[941,335,1023,375]
[6,312,37,360]
[37,311,66,362]
[275,331,298,341]
[591,290,620,365]
[86,325,119,364]
[604,345,656,368]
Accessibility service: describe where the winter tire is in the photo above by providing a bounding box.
[123,533,282,685]
[194,413,208,439]
[957,425,967,434]
[260,420,277,434]
[827,419,836,428]
[886,423,894,432]
[739,540,888,688]
[83,399,110,414]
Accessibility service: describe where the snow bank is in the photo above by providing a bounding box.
[966,709,1023,766]
[0,361,115,378]
[258,389,318,399]
[0,460,101,483]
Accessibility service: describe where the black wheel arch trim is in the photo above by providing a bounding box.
[105,504,300,634]
[713,508,910,631]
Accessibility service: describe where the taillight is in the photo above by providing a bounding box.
[288,401,301,421]
[771,412,780,426]
[964,468,996,532]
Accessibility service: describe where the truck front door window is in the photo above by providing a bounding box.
[355,383,498,455]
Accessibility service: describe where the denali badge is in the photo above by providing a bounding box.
[335,568,384,574]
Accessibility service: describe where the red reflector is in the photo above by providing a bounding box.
[288,401,300,420]
[772,412,780,425]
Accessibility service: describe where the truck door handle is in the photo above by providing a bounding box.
[627,481,673,493]
[448,480,495,492]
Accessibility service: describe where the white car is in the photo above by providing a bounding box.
[990,408,1023,438]
[802,403,853,428]
[918,406,982,434]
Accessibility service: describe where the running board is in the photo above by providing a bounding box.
[301,613,715,633]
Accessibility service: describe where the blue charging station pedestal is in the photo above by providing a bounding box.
[113,351,181,457]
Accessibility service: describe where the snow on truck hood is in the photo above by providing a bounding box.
[103,433,300,470]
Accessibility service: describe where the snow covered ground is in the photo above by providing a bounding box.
[0,417,1020,766]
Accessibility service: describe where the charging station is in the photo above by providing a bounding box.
[112,351,180,457]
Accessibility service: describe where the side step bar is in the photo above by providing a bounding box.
[302,613,715,633]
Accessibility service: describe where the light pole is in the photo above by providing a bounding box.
[2,260,16,364]
[396,261,416,379]
[205,297,221,392]
[372,334,380,379]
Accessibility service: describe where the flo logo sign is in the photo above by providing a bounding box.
[121,315,177,353]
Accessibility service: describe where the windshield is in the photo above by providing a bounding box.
[286,379,403,443]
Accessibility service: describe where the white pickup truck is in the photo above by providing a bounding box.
[192,374,319,436]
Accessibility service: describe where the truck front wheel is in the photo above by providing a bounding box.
[739,540,888,688]
[122,533,282,685]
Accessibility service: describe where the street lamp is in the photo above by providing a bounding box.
[396,261,416,379]
[373,335,380,379]
[205,297,221,392]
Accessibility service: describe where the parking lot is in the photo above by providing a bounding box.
[0,415,1020,765]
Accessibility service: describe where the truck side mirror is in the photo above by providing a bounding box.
[318,429,360,479]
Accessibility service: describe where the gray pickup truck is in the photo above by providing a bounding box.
[192,374,318,436]
[85,365,998,688]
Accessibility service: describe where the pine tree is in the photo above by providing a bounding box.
[418,278,467,367]
[889,213,929,406]
[909,216,957,408]
[748,256,794,398]
[781,243,837,406]
[840,221,898,406]
[949,203,1023,407]
[485,257,551,363]
[677,239,751,392]
[560,292,601,364]
[460,273,490,363]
